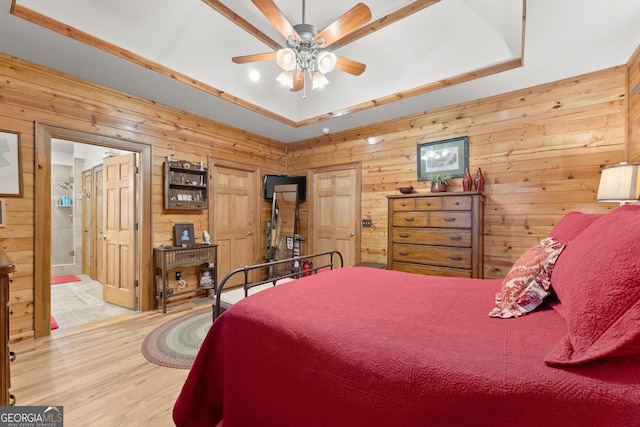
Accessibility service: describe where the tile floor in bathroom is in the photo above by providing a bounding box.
[51,274,136,329]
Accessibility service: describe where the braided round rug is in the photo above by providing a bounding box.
[141,308,212,369]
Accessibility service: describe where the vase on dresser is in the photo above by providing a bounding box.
[474,168,485,192]
[462,168,473,191]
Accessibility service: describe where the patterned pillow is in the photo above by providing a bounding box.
[545,204,640,366]
[489,237,565,318]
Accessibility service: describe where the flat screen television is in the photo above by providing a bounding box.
[264,174,306,202]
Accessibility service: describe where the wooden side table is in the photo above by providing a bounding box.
[153,245,218,313]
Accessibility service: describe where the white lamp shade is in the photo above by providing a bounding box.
[276,71,294,88]
[596,162,640,202]
[312,72,329,89]
[317,51,337,74]
[275,48,296,71]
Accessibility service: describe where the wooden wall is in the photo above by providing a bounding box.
[1,45,639,341]
[629,44,640,162]
[0,53,286,342]
[288,65,631,278]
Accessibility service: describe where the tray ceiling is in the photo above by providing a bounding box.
[1,0,639,142]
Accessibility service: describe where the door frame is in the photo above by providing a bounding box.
[308,162,362,265]
[208,158,262,279]
[34,123,152,338]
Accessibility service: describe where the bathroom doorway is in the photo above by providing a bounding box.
[49,140,136,329]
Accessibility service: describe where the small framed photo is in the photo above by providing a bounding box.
[417,136,469,181]
[0,199,6,227]
[0,130,23,197]
[199,267,215,288]
[174,223,195,246]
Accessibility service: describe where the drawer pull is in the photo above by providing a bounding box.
[399,233,409,238]
[404,217,414,222]
[444,217,456,222]
[399,251,409,256]
[450,236,462,241]
[450,256,463,261]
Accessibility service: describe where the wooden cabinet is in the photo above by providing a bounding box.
[0,249,15,406]
[164,159,208,210]
[154,244,218,313]
[387,192,485,278]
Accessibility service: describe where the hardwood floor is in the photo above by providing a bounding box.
[10,301,211,426]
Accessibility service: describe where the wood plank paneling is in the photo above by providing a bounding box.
[628,44,640,162]
[1,44,639,342]
[0,53,286,342]
[288,65,634,278]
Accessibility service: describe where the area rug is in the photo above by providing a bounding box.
[51,275,82,285]
[50,315,59,330]
[141,308,212,369]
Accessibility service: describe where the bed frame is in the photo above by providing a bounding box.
[213,250,343,320]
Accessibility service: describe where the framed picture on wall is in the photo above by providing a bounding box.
[174,223,195,246]
[0,130,23,197]
[417,136,469,181]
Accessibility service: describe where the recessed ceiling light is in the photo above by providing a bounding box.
[249,70,260,82]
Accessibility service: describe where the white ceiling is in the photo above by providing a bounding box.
[1,0,639,143]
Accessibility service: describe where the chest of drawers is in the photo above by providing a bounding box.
[387,192,484,278]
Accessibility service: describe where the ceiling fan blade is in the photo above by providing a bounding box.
[252,0,299,42]
[313,3,372,48]
[334,56,366,76]
[291,71,305,92]
[232,52,276,64]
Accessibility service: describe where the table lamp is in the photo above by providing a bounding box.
[596,162,640,205]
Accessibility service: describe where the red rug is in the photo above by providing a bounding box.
[50,315,59,330]
[51,275,82,285]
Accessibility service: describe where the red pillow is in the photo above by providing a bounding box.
[489,237,564,318]
[548,211,603,245]
[545,204,640,366]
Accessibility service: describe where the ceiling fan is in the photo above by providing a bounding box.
[232,0,372,92]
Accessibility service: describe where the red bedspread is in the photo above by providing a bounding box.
[174,267,640,427]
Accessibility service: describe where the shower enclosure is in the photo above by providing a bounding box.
[51,159,84,276]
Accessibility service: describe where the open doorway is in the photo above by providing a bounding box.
[34,123,153,338]
[49,139,136,329]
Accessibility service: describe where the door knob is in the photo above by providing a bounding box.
[349,232,355,237]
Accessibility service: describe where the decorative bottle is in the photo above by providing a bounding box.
[474,167,485,192]
[462,168,473,191]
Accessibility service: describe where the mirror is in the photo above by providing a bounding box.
[266,184,299,278]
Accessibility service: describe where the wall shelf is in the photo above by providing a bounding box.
[164,160,208,210]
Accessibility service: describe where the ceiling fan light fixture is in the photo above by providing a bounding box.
[276,70,294,88]
[317,51,337,74]
[312,72,329,89]
[276,48,297,71]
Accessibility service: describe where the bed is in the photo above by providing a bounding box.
[174,204,640,426]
